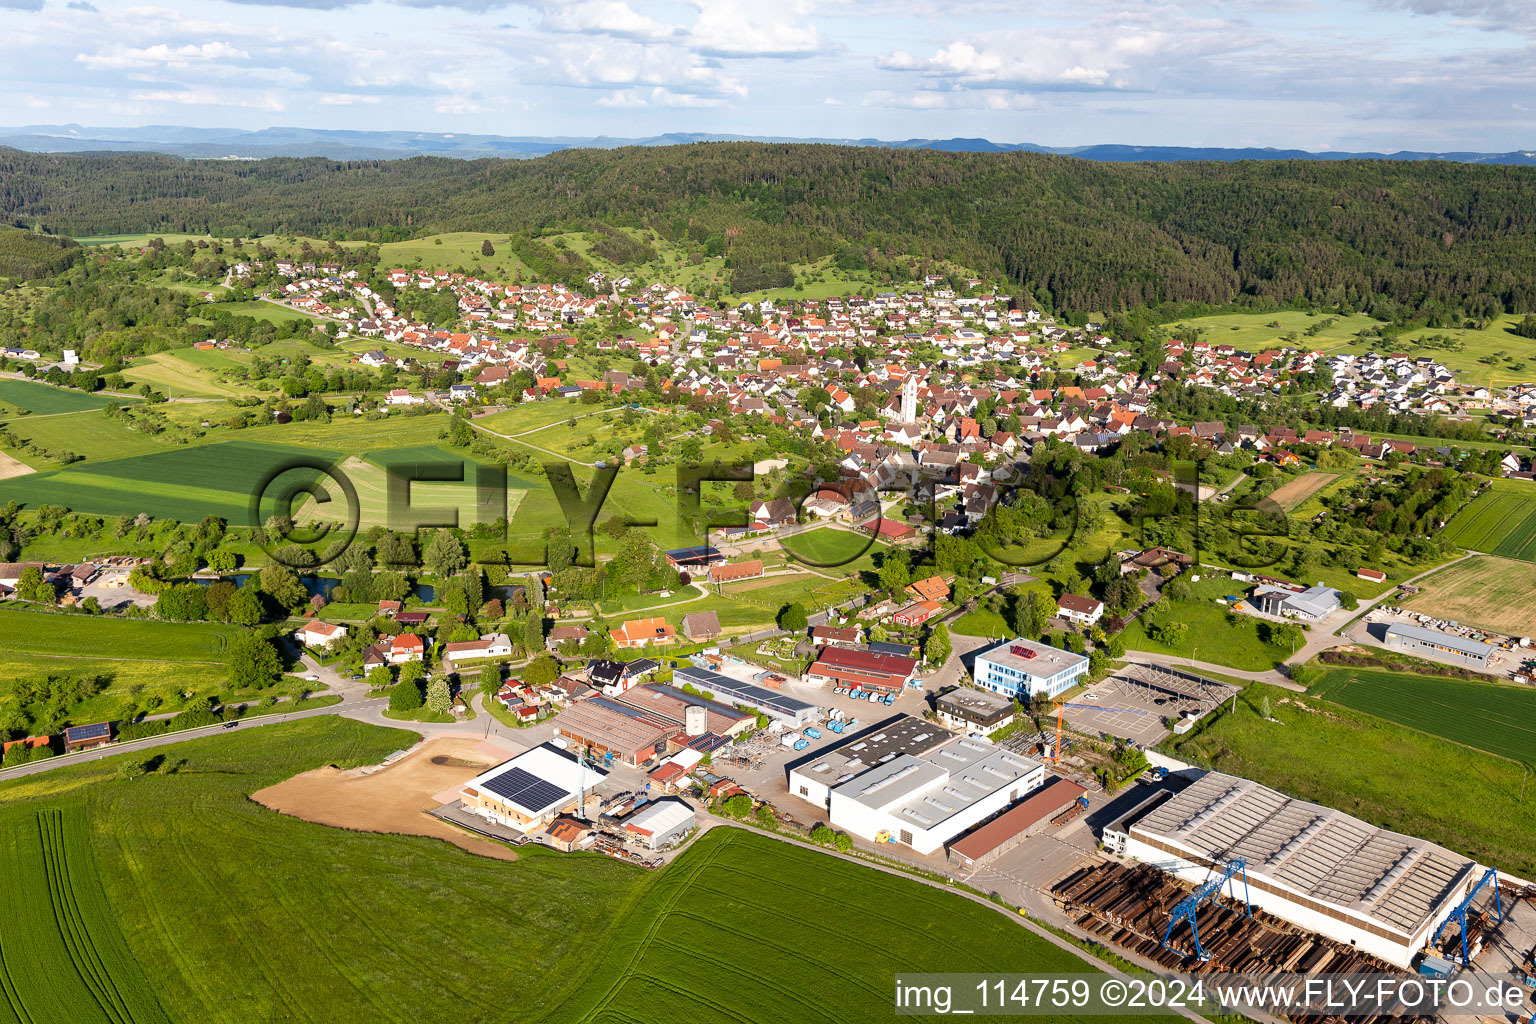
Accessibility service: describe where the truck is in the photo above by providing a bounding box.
[803,726,822,739]
[793,738,809,751]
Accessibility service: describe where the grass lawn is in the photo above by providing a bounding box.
[1122,577,1284,672]
[1309,666,1536,762]
[123,351,249,399]
[1401,554,1536,635]
[1443,488,1536,562]
[1167,681,1536,877]
[208,299,326,326]
[950,607,1010,638]
[777,526,890,576]
[1169,310,1381,354]
[2,408,171,463]
[0,716,1137,1024]
[0,379,127,415]
[378,232,534,278]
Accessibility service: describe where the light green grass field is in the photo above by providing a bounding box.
[1168,681,1535,877]
[378,232,534,278]
[0,380,124,415]
[1309,667,1536,762]
[209,299,326,326]
[1123,577,1283,671]
[0,606,240,663]
[123,351,248,399]
[0,438,336,521]
[1169,310,1381,353]
[2,409,171,462]
[1443,488,1536,561]
[0,716,1137,1024]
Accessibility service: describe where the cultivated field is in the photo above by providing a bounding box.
[0,606,239,664]
[1443,488,1536,561]
[1401,554,1536,635]
[292,449,536,530]
[123,351,248,399]
[0,718,1136,1024]
[1267,471,1338,512]
[0,439,336,521]
[0,379,124,415]
[1168,682,1536,877]
[1309,667,1536,761]
[0,805,172,1024]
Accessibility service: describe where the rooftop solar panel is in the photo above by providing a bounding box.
[480,766,571,813]
[66,722,110,740]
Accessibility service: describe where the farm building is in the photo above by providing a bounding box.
[971,638,1088,701]
[1104,770,1476,969]
[621,797,696,850]
[442,632,512,667]
[459,742,608,832]
[673,665,819,726]
[825,734,1045,855]
[663,543,728,568]
[892,600,942,627]
[63,722,112,752]
[947,777,1087,869]
[805,646,918,694]
[680,610,721,642]
[934,686,1017,733]
[1356,568,1388,583]
[1383,622,1494,668]
[614,683,755,739]
[708,559,763,584]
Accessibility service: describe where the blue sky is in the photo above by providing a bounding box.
[2,0,1534,150]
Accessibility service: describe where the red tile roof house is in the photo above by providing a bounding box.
[297,619,347,650]
[892,600,942,627]
[388,633,427,664]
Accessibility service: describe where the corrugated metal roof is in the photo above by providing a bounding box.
[1131,771,1473,936]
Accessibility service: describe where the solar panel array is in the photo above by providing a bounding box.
[479,765,571,814]
[66,722,110,740]
[675,666,815,717]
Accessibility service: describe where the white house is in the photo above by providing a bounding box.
[297,619,347,650]
[387,389,425,406]
[1056,594,1104,626]
[442,632,513,666]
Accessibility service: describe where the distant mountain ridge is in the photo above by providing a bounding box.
[3,124,1534,164]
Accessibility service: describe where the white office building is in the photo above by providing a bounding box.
[972,638,1089,701]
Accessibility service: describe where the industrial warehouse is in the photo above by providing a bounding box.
[1102,771,1481,968]
[672,664,821,726]
[552,683,753,766]
[788,716,1047,855]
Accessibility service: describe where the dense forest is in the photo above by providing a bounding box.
[0,227,80,281]
[5,144,1536,317]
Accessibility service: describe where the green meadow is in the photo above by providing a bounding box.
[0,717,1147,1024]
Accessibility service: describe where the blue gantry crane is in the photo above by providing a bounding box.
[1431,867,1503,967]
[1160,858,1253,962]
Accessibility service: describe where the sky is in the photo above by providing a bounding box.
[2,0,1534,151]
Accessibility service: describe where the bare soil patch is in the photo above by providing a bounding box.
[0,451,35,480]
[253,735,519,861]
[1402,554,1536,636]
[1268,472,1337,511]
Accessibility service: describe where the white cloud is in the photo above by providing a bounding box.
[540,1,674,40]
[687,0,824,57]
[77,41,250,70]
[130,87,286,110]
[597,85,728,108]
[318,92,382,104]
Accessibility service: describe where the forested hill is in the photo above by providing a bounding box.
[5,143,1536,318]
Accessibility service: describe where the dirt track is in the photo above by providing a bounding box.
[252,736,520,861]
